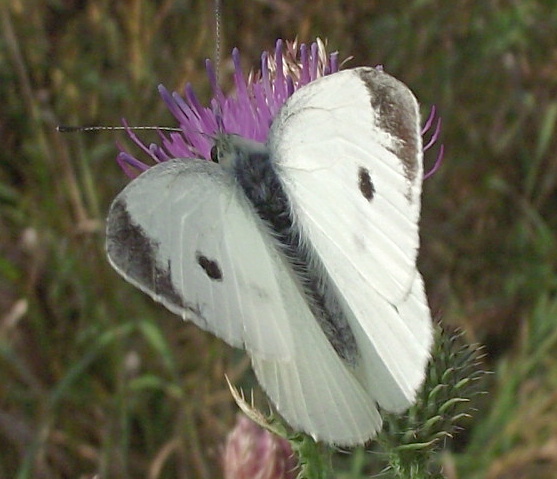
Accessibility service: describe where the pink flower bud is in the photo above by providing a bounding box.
[223,415,298,479]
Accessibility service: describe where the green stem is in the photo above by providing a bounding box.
[289,434,333,479]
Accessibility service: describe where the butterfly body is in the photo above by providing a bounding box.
[107,67,432,445]
[215,134,360,364]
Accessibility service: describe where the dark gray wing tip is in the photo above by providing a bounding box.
[356,67,422,184]
[106,195,187,310]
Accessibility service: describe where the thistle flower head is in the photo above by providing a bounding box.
[116,39,442,178]
[117,39,339,177]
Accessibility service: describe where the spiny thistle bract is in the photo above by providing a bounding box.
[379,326,488,478]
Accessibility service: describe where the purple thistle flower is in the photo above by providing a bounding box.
[117,38,443,178]
[223,415,298,479]
[422,105,444,179]
[117,39,339,177]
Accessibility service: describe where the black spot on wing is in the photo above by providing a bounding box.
[357,68,420,185]
[106,197,186,310]
[195,252,223,281]
[358,167,375,201]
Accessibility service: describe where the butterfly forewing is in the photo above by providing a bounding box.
[268,67,432,408]
[106,159,295,359]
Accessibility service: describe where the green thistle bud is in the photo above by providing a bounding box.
[379,326,488,478]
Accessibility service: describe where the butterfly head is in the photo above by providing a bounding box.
[210,134,268,173]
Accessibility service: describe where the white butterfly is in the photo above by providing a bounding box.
[106,66,433,445]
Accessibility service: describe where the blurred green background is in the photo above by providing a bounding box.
[1,0,557,477]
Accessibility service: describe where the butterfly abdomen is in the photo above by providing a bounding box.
[229,140,360,365]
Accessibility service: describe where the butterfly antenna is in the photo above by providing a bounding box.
[214,0,221,87]
[213,0,225,133]
[56,125,182,133]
